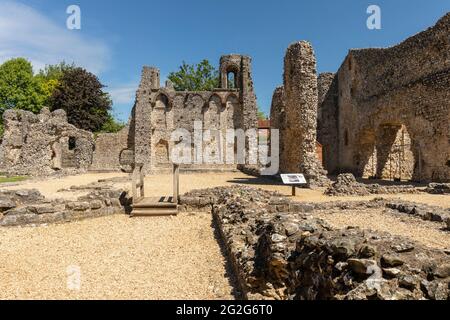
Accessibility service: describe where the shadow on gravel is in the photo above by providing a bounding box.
[210,217,245,300]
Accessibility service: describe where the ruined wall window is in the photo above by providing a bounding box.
[348,59,352,71]
[68,137,76,150]
[344,130,349,146]
[227,72,236,89]
[155,140,169,166]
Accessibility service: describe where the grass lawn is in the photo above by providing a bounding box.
[0,176,28,184]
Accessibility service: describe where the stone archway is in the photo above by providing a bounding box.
[355,124,417,182]
[375,124,415,181]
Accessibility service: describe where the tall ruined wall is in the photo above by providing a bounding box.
[131,54,257,174]
[0,108,94,176]
[280,41,328,186]
[270,86,286,170]
[317,72,335,126]
[134,67,157,173]
[317,73,339,174]
[333,13,450,182]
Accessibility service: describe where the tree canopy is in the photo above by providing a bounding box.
[0,58,48,114]
[168,59,219,91]
[50,67,113,132]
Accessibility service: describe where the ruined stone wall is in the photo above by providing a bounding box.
[317,72,335,126]
[317,73,339,173]
[0,108,94,176]
[132,55,258,174]
[318,13,450,182]
[181,186,450,300]
[90,125,134,173]
[277,42,328,186]
[270,86,286,169]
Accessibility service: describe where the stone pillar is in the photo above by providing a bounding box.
[270,86,285,174]
[134,66,156,173]
[282,41,329,187]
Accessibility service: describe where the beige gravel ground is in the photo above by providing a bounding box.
[3,172,448,208]
[0,213,235,300]
[1,171,448,299]
[140,172,450,208]
[3,172,129,200]
[315,208,450,250]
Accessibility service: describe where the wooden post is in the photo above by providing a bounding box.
[292,185,296,197]
[173,164,180,204]
[132,167,137,202]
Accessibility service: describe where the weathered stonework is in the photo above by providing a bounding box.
[0,108,94,176]
[272,42,329,187]
[0,184,130,227]
[180,185,450,300]
[90,124,135,172]
[91,55,259,174]
[317,13,450,182]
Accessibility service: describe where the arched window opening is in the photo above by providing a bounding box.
[227,72,237,89]
[68,137,76,150]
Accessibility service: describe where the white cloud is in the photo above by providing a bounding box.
[0,1,110,74]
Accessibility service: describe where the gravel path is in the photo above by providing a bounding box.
[315,208,450,250]
[0,213,236,300]
[1,172,449,299]
[3,172,449,208]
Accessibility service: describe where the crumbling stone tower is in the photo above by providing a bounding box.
[274,41,329,186]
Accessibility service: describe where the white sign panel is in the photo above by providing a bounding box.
[281,174,307,185]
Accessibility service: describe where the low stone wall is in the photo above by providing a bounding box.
[0,187,131,227]
[325,174,420,196]
[426,183,450,195]
[386,201,450,229]
[181,186,449,300]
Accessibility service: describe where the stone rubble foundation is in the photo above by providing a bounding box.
[0,185,130,227]
[181,186,450,300]
[325,173,420,196]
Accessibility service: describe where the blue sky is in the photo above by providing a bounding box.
[1,0,448,121]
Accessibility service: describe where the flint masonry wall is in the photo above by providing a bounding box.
[270,86,286,170]
[0,108,94,176]
[273,42,328,186]
[91,55,259,175]
[90,124,134,172]
[318,13,450,182]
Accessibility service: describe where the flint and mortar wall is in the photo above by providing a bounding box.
[0,108,94,176]
[271,42,329,186]
[318,13,450,182]
[133,55,258,174]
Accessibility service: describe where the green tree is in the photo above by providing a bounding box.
[37,61,75,82]
[0,58,47,115]
[168,59,219,91]
[50,67,112,132]
[98,115,126,133]
[258,106,267,120]
[36,62,75,107]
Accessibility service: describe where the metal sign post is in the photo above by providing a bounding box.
[280,174,307,197]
